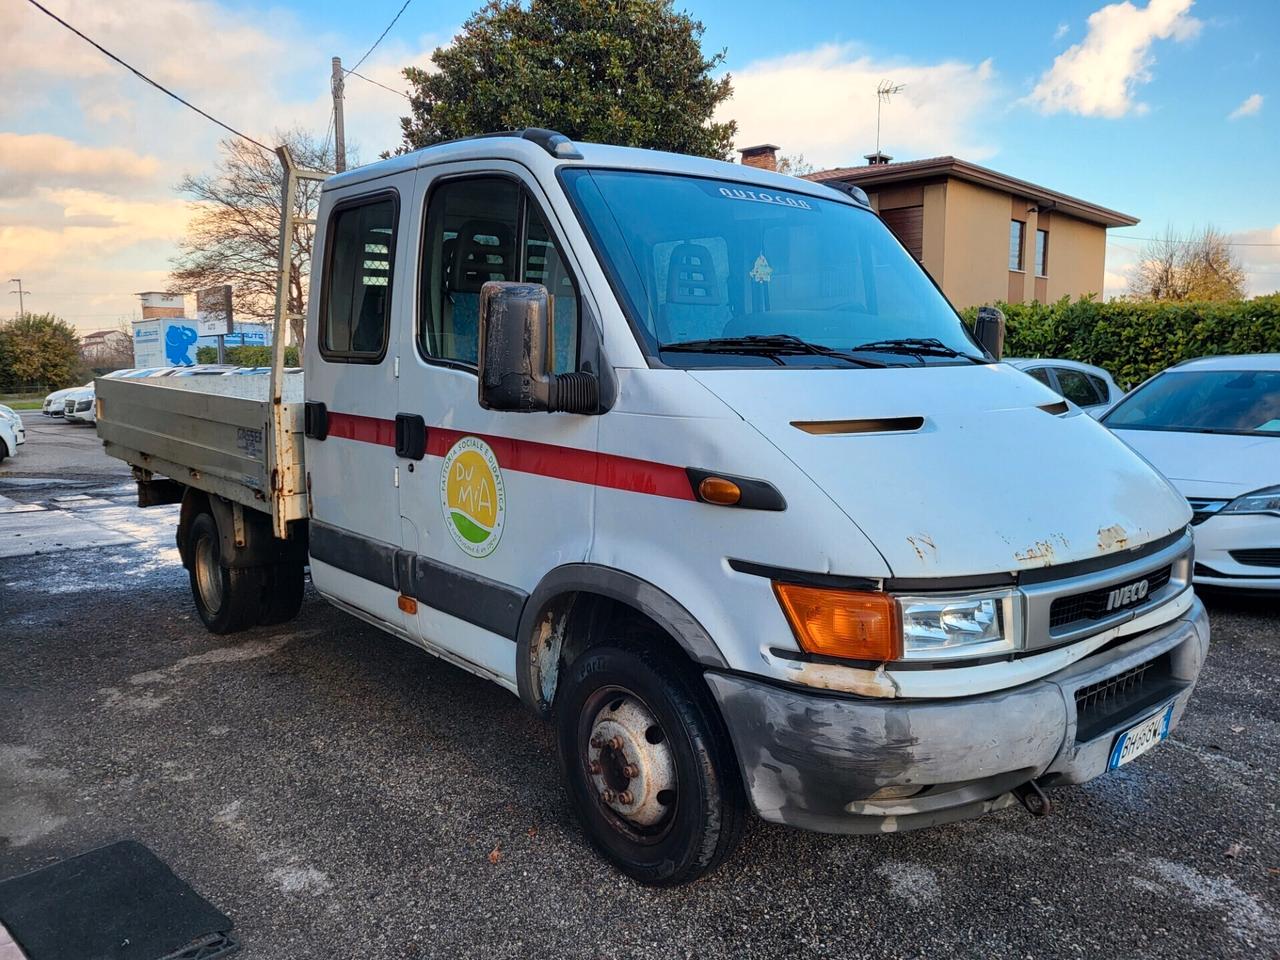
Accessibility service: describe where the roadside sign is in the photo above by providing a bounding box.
[196,286,233,337]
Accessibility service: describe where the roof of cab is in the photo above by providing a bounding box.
[321,131,868,207]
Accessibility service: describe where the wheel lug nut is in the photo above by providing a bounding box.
[622,764,638,779]
[618,791,633,805]
[609,736,623,751]
[588,760,601,775]
[590,736,605,749]
[600,789,615,803]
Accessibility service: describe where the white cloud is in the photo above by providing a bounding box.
[1054,22,1070,40]
[1230,224,1280,296]
[1228,93,1263,120]
[1027,0,1201,118]
[720,44,1000,169]
[0,134,160,197]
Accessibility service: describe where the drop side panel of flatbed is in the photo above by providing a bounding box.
[96,376,307,525]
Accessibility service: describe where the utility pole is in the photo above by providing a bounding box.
[331,57,347,173]
[9,278,27,318]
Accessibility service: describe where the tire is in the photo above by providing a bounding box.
[555,641,745,885]
[0,439,7,463]
[257,559,306,626]
[187,512,266,634]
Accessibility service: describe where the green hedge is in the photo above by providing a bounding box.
[961,295,1280,389]
[195,344,300,366]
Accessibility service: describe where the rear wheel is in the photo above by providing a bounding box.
[555,642,745,885]
[257,559,306,626]
[188,512,266,634]
[0,439,7,463]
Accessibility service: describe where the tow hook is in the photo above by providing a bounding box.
[1013,779,1053,818]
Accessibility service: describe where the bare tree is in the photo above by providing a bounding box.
[170,131,333,347]
[1128,225,1247,302]
[775,153,815,176]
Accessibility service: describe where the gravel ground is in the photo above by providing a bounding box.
[1,419,1277,959]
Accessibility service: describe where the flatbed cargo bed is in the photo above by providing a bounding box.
[96,374,307,530]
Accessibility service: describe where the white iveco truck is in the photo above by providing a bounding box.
[98,130,1208,884]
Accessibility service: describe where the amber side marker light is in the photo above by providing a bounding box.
[397,595,418,615]
[772,582,902,661]
[697,476,742,506]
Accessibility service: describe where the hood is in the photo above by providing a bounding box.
[691,364,1190,578]
[1109,427,1278,501]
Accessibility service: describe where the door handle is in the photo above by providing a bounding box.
[304,400,328,440]
[395,413,426,460]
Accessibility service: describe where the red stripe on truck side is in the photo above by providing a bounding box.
[323,412,694,501]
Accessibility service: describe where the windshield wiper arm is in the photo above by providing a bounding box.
[661,334,887,368]
[849,337,984,363]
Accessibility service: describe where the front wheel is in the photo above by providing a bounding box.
[555,642,745,885]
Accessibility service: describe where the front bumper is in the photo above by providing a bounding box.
[1192,513,1280,592]
[706,597,1209,835]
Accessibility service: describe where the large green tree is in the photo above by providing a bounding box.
[398,0,736,158]
[0,313,82,391]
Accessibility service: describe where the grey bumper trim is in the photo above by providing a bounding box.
[706,597,1209,835]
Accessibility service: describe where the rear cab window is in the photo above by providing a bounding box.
[319,193,398,362]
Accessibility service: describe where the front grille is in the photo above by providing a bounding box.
[1230,548,1280,568]
[1049,564,1172,629]
[1187,498,1228,525]
[1074,652,1174,742]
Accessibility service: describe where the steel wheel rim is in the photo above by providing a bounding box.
[194,534,224,613]
[579,684,678,842]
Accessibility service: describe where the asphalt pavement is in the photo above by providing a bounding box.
[1,415,1277,959]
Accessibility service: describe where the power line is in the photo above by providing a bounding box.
[1110,233,1280,247]
[348,0,414,74]
[346,68,411,100]
[23,0,272,153]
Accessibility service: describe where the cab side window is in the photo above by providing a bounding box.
[421,178,578,373]
[321,195,397,360]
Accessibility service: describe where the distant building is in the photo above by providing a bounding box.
[736,145,1139,309]
[137,291,185,320]
[80,328,132,365]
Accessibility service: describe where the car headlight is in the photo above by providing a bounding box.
[896,589,1022,660]
[1219,485,1280,517]
[772,583,1022,663]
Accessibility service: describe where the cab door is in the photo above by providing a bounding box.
[303,178,414,634]
[395,163,597,684]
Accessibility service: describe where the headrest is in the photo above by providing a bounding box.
[665,242,723,305]
[451,220,514,293]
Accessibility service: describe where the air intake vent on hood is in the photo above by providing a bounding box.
[791,416,924,436]
[1038,400,1070,416]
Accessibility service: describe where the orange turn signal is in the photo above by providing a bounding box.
[772,583,901,662]
[697,476,742,505]
[397,595,418,615]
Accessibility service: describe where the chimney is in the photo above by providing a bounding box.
[738,143,780,172]
[863,151,893,166]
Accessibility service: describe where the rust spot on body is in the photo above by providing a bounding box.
[789,662,899,698]
[1014,540,1056,566]
[906,534,937,563]
[1098,524,1129,553]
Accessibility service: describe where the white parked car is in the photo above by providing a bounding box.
[63,385,96,424]
[1005,358,1123,417]
[42,383,92,417]
[0,403,26,461]
[1102,354,1280,592]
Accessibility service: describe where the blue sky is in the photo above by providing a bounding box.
[1,0,1276,329]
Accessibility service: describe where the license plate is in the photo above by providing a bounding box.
[1108,702,1175,769]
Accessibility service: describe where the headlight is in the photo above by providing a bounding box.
[773,583,1022,663]
[1220,485,1280,517]
[896,589,1022,660]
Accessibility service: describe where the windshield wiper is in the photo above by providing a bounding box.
[661,334,887,368]
[849,337,985,363]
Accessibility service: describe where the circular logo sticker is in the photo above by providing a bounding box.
[440,436,506,558]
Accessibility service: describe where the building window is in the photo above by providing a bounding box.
[1035,229,1049,277]
[1009,220,1025,271]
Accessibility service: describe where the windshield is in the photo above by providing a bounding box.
[560,169,984,368]
[1103,368,1280,437]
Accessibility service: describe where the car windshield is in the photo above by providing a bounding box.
[1103,368,1280,437]
[560,169,984,368]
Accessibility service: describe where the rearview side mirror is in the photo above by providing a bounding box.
[477,281,600,414]
[974,306,1006,360]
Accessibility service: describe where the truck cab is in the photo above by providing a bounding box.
[120,130,1208,885]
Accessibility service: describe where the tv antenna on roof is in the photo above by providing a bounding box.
[875,80,906,155]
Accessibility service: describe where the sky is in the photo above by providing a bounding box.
[0,0,1277,332]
